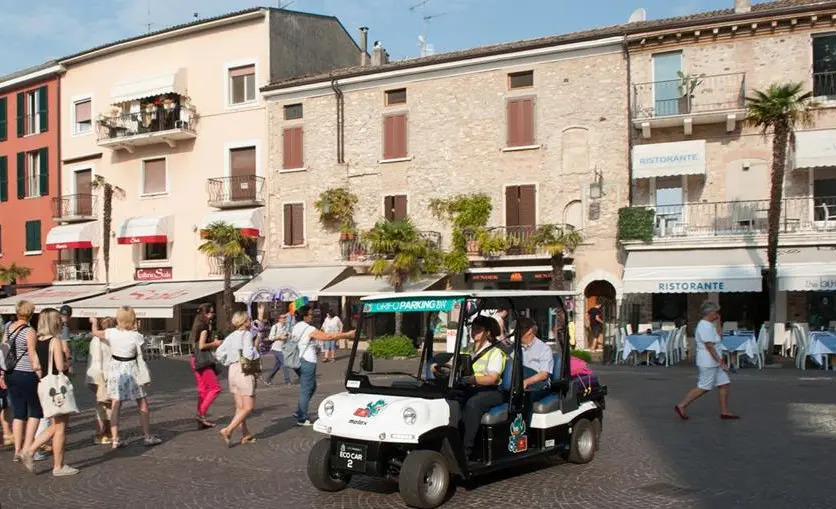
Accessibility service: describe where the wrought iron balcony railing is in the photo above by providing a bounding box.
[96,106,196,141]
[208,251,264,277]
[339,231,442,262]
[206,175,265,207]
[813,70,836,98]
[632,72,746,120]
[52,194,97,220]
[635,195,836,239]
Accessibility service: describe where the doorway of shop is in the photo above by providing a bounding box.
[584,280,616,353]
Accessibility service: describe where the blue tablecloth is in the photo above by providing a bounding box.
[623,334,663,361]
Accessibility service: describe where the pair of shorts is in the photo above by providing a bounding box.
[228,362,256,396]
[5,370,43,420]
[697,366,730,390]
[323,340,336,352]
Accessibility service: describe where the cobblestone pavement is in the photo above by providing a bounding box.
[1,357,834,509]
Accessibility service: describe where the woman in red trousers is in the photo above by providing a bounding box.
[190,303,222,429]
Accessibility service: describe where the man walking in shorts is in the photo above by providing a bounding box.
[675,301,740,420]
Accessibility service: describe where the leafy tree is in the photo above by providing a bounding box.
[531,225,583,291]
[364,218,442,334]
[199,221,253,319]
[0,263,32,285]
[745,82,815,362]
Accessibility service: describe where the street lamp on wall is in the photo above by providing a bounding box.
[589,168,604,200]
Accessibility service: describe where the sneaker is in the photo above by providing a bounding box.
[262,377,272,386]
[296,420,313,427]
[99,436,113,445]
[143,435,162,446]
[13,454,21,463]
[33,451,48,461]
[52,465,80,477]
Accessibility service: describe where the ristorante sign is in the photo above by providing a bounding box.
[134,267,173,281]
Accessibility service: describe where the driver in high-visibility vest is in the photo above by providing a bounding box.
[460,315,507,459]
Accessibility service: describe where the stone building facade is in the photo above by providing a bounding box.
[263,34,632,346]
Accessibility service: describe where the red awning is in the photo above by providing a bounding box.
[117,215,172,244]
[45,222,99,251]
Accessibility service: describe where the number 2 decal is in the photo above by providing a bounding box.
[347,459,353,468]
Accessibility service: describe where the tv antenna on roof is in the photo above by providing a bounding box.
[409,0,431,11]
[146,0,154,33]
[278,0,295,8]
[628,8,647,23]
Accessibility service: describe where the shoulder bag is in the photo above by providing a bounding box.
[136,339,151,386]
[37,338,79,419]
[236,330,262,376]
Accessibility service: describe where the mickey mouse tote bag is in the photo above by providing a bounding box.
[37,338,79,419]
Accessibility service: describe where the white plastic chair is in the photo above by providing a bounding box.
[793,325,811,370]
[143,336,163,360]
[663,328,679,366]
[162,333,181,356]
[820,202,835,230]
[613,328,626,365]
[722,321,738,333]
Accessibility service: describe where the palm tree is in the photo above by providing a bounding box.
[0,263,32,285]
[532,224,583,291]
[364,218,442,334]
[91,175,124,288]
[199,221,253,320]
[746,83,815,362]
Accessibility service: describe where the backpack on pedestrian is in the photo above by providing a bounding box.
[0,324,27,372]
[282,324,313,370]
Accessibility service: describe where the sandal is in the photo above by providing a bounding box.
[196,417,216,429]
[111,439,127,449]
[720,413,741,420]
[240,435,256,445]
[219,429,231,448]
[674,405,689,421]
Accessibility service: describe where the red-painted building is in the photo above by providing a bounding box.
[0,61,63,292]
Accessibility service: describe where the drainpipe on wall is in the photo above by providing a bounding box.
[623,35,633,206]
[56,74,63,270]
[331,79,345,164]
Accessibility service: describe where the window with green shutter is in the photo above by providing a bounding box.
[38,147,48,196]
[0,156,7,202]
[37,86,47,133]
[16,152,24,199]
[16,92,24,137]
[0,97,7,141]
[25,220,41,252]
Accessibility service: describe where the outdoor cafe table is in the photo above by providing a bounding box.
[719,331,757,368]
[623,331,667,362]
[807,331,836,370]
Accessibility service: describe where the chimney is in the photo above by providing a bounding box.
[359,27,369,67]
[734,0,751,14]
[371,41,389,66]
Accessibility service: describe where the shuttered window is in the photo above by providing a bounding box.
[385,88,407,105]
[19,87,47,136]
[142,158,167,195]
[383,114,407,160]
[0,97,7,141]
[282,127,304,169]
[0,156,7,202]
[384,195,407,221]
[284,103,303,120]
[505,185,537,229]
[74,99,92,134]
[229,64,256,105]
[25,220,41,252]
[506,98,535,147]
[283,203,305,246]
[17,149,47,198]
[508,71,534,89]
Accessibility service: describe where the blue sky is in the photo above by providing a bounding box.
[0,0,776,76]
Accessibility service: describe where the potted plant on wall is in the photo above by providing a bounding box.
[677,71,705,114]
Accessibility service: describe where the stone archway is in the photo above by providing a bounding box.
[573,270,621,351]
[583,280,617,350]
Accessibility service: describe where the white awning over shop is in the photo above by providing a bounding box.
[793,129,836,169]
[0,284,118,314]
[45,222,99,251]
[72,280,225,318]
[200,208,264,238]
[117,215,172,245]
[110,68,187,103]
[234,266,348,303]
[777,246,836,291]
[623,248,764,293]
[632,140,706,179]
[319,275,445,297]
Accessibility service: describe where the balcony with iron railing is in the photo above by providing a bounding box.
[54,260,98,282]
[206,175,265,209]
[632,72,746,137]
[52,194,97,222]
[463,224,577,258]
[339,231,442,263]
[623,196,836,244]
[208,250,264,278]
[813,70,836,99]
[96,105,197,151]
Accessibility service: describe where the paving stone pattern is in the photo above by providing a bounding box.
[1,357,834,509]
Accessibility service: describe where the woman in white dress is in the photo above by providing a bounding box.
[90,307,162,448]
